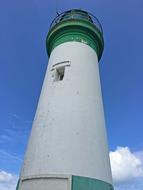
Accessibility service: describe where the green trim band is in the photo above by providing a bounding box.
[72,176,114,190]
[16,179,20,190]
[46,12,104,60]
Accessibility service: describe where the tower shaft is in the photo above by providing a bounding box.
[17,9,114,190]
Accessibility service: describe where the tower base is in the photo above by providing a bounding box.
[16,175,113,190]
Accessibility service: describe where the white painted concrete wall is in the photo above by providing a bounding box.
[20,42,112,187]
[20,176,71,190]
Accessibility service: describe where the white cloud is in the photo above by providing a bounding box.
[0,170,18,190]
[0,171,14,182]
[110,147,143,184]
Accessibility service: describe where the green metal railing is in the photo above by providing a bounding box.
[50,9,103,34]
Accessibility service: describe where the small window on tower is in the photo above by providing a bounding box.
[54,66,65,81]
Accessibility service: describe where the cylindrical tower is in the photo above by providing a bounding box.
[17,9,114,190]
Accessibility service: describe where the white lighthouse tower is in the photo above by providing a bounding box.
[17,9,114,190]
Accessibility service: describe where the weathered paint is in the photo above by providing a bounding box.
[18,42,113,190]
[19,175,71,190]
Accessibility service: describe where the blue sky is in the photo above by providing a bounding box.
[0,0,143,189]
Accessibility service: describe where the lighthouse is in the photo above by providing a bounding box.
[17,9,114,190]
